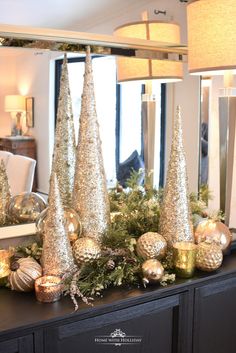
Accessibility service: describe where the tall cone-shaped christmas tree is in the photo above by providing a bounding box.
[73,46,110,243]
[159,106,193,247]
[0,160,11,226]
[51,53,76,208]
[42,173,75,276]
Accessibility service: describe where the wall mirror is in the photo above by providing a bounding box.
[0,25,201,241]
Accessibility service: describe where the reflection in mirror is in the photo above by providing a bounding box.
[0,47,166,235]
[200,78,210,186]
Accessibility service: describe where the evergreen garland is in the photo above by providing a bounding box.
[2,170,214,309]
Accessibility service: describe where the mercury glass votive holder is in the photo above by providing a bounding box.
[35,275,62,303]
[173,242,197,278]
[0,250,11,279]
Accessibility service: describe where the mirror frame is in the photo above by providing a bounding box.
[0,24,187,240]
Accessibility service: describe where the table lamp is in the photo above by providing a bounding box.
[4,95,25,136]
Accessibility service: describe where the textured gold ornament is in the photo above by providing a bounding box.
[8,192,46,223]
[159,106,194,247]
[196,242,223,272]
[73,46,110,243]
[73,237,101,264]
[42,173,76,276]
[195,219,232,254]
[36,206,82,243]
[51,54,76,208]
[0,160,11,226]
[142,259,164,285]
[136,232,167,260]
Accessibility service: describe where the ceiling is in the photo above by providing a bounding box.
[0,0,188,39]
[0,0,158,33]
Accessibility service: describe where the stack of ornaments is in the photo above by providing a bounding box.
[39,47,110,281]
[134,105,232,284]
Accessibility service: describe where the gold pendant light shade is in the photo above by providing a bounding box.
[114,21,183,83]
[187,0,236,75]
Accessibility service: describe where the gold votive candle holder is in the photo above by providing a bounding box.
[173,242,197,278]
[0,250,11,279]
[35,276,62,303]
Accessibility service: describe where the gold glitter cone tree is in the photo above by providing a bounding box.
[73,46,110,243]
[51,54,76,207]
[42,173,75,276]
[159,106,194,247]
[0,160,11,225]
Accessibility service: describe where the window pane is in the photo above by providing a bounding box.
[67,57,116,186]
[119,82,142,163]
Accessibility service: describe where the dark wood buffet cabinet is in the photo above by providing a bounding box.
[0,137,36,160]
[1,253,236,353]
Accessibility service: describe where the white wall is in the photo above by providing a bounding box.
[14,51,54,193]
[0,55,17,136]
[0,50,57,194]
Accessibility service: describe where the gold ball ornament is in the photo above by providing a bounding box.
[142,259,164,285]
[8,192,46,223]
[36,207,82,243]
[73,237,101,264]
[195,219,232,254]
[196,242,223,272]
[136,232,167,260]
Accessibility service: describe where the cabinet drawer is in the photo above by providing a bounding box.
[45,293,187,353]
[0,335,33,353]
[193,277,236,353]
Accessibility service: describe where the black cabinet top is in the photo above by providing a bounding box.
[1,252,236,339]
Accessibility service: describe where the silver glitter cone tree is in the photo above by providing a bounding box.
[42,173,75,276]
[159,106,193,247]
[73,46,110,243]
[51,54,76,207]
[0,160,11,225]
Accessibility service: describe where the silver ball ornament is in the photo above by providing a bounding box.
[36,206,82,243]
[8,192,46,223]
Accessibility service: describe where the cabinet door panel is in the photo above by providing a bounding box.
[193,277,236,353]
[45,294,185,353]
[0,335,33,353]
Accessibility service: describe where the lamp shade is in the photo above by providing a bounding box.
[114,21,183,83]
[187,0,236,75]
[4,95,25,112]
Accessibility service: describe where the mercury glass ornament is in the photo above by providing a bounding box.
[36,207,82,243]
[8,192,46,223]
[195,219,232,254]
[159,106,194,247]
[196,242,223,272]
[73,237,101,264]
[142,259,164,286]
[136,232,167,260]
